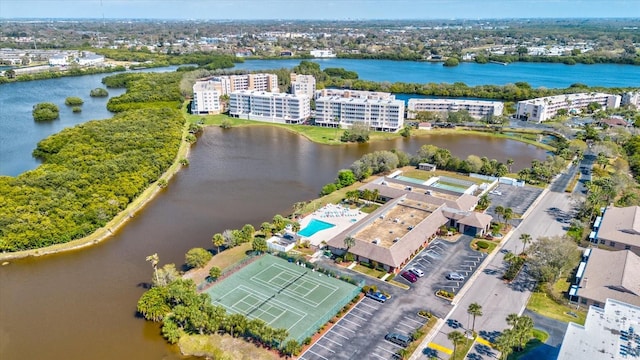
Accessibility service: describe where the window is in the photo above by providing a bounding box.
[600,239,606,245]
[580,298,587,304]
[609,241,616,247]
[624,245,631,250]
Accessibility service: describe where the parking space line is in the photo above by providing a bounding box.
[329,331,349,340]
[358,301,378,310]
[352,307,373,316]
[370,352,388,360]
[378,345,400,354]
[314,342,336,353]
[403,316,423,325]
[336,324,356,333]
[348,312,368,321]
[322,336,342,346]
[383,340,404,349]
[396,323,413,330]
[341,318,362,327]
[306,349,329,359]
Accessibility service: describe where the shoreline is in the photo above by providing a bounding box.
[0,119,192,263]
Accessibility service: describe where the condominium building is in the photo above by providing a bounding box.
[314,89,405,132]
[192,81,222,114]
[228,90,311,124]
[515,92,621,122]
[290,73,316,98]
[622,92,640,108]
[407,98,504,119]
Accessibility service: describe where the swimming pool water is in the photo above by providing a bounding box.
[298,219,335,237]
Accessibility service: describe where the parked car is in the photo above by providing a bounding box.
[446,272,465,281]
[366,291,388,303]
[385,333,411,347]
[408,267,425,277]
[401,271,418,283]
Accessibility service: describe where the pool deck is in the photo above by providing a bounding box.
[298,204,367,246]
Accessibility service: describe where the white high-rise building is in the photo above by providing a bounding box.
[290,74,316,98]
[192,81,222,114]
[229,90,311,124]
[314,89,405,132]
[407,99,504,119]
[622,92,640,108]
[516,93,621,122]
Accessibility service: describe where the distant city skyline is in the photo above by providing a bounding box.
[1,0,639,20]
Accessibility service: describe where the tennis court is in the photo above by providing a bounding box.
[203,255,360,342]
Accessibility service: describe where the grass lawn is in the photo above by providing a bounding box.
[471,238,498,253]
[179,333,279,360]
[403,316,438,358]
[507,329,549,360]
[210,242,253,271]
[449,337,475,360]
[527,290,586,325]
[352,263,387,279]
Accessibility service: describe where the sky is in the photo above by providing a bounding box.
[0,0,638,20]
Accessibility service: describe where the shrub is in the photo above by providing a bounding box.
[344,253,355,262]
[72,106,82,113]
[220,118,232,129]
[32,102,59,121]
[335,257,343,263]
[476,240,490,249]
[90,87,109,97]
[65,96,84,106]
[303,337,312,345]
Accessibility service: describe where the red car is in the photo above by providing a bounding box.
[401,271,418,283]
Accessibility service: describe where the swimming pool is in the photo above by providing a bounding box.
[298,219,335,237]
[394,175,427,185]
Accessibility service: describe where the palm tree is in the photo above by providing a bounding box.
[506,158,514,173]
[495,329,517,360]
[494,205,505,224]
[146,253,159,286]
[344,236,356,252]
[477,194,490,210]
[502,207,514,227]
[596,152,609,169]
[212,233,225,254]
[448,330,466,359]
[519,233,532,255]
[467,303,483,333]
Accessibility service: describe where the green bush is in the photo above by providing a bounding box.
[344,252,355,262]
[72,106,82,113]
[476,240,490,249]
[90,87,109,97]
[32,102,59,121]
[65,96,84,106]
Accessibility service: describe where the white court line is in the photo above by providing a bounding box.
[314,343,335,353]
[306,349,328,360]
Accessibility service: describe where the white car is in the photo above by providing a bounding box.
[409,267,425,277]
[489,190,502,196]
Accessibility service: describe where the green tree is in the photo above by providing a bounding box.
[212,233,225,254]
[400,125,412,138]
[155,264,180,287]
[32,102,60,121]
[252,237,268,254]
[241,224,256,243]
[64,96,84,106]
[527,236,580,283]
[596,152,609,169]
[467,303,483,333]
[282,339,302,357]
[519,233,532,255]
[146,253,160,286]
[272,214,286,233]
[443,57,460,67]
[495,329,517,360]
[209,266,221,280]
[346,190,360,204]
[477,194,490,210]
[137,286,170,321]
[344,236,356,252]
[335,169,357,188]
[261,222,273,237]
[502,207,514,226]
[447,330,466,358]
[185,247,212,269]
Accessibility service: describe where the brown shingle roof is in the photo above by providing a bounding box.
[578,248,640,307]
[598,206,640,248]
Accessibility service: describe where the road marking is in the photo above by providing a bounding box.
[370,352,388,360]
[348,312,368,321]
[428,342,453,355]
[396,322,413,330]
[341,317,361,327]
[477,337,493,347]
[336,324,356,333]
[322,336,342,346]
[352,306,373,316]
[306,349,329,359]
[377,345,399,355]
[314,342,335,353]
[359,301,378,310]
[404,316,424,325]
[329,331,349,340]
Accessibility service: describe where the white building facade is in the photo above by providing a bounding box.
[201,73,279,96]
[309,49,336,58]
[407,98,504,119]
[314,89,405,132]
[290,73,316,98]
[622,92,640,108]
[228,90,310,124]
[192,81,222,114]
[516,92,621,122]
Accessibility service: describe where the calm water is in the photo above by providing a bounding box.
[232,58,640,88]
[0,125,549,360]
[0,66,180,176]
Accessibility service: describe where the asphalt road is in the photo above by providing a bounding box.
[417,167,578,360]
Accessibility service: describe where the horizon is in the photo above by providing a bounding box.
[1,0,639,21]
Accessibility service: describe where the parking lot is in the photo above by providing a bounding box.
[300,296,428,360]
[486,184,543,225]
[301,236,488,360]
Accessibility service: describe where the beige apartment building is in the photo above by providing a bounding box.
[407,98,504,119]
